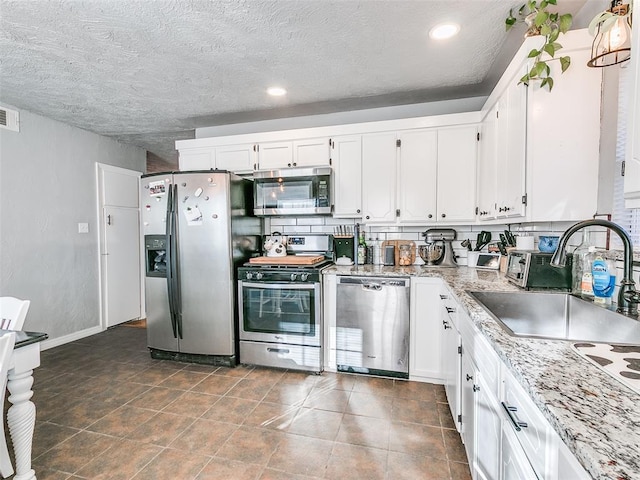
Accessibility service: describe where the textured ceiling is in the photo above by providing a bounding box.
[0,0,589,162]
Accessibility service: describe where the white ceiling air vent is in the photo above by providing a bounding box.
[0,106,20,132]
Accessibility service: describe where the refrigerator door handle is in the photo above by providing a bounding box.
[171,184,183,339]
[165,183,178,339]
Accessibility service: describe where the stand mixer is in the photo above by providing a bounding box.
[419,228,458,267]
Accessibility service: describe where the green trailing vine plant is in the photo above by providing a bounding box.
[505,0,573,91]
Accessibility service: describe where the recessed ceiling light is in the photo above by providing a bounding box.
[267,87,287,96]
[429,23,460,40]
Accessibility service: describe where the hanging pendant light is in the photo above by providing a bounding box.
[587,0,632,68]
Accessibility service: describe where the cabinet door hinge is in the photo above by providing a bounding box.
[457,414,462,424]
[396,139,401,147]
[458,345,462,355]
[521,193,528,205]
[622,160,626,177]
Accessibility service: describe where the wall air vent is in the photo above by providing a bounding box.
[0,106,20,132]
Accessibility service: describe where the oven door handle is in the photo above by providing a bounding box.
[240,282,317,290]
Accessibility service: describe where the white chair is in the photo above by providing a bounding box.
[0,332,16,477]
[0,297,30,331]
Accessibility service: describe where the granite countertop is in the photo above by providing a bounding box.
[324,265,640,480]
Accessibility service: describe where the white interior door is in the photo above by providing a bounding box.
[104,206,141,326]
[97,164,143,328]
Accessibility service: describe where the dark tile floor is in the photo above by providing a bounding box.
[26,325,471,479]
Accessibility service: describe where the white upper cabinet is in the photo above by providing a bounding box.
[625,2,640,208]
[477,105,498,220]
[257,138,331,170]
[215,143,256,173]
[256,141,294,169]
[293,138,331,167]
[437,125,478,222]
[398,129,438,222]
[178,144,255,173]
[525,29,602,222]
[478,66,527,222]
[361,126,477,224]
[497,76,527,219]
[332,135,362,218]
[178,147,215,171]
[362,132,398,223]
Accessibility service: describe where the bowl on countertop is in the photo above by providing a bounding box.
[538,235,559,253]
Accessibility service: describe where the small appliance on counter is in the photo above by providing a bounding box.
[333,226,355,264]
[505,250,573,290]
[263,232,288,257]
[419,228,458,267]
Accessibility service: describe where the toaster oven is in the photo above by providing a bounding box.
[505,250,573,290]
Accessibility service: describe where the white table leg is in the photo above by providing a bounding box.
[7,369,36,480]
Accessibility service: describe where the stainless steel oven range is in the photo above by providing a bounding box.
[237,234,332,373]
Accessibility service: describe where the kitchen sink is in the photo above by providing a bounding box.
[469,291,640,345]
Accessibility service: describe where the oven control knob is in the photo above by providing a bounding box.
[246,272,253,280]
[300,273,309,281]
[255,272,264,280]
[290,273,298,281]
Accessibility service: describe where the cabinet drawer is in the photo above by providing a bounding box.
[502,370,551,478]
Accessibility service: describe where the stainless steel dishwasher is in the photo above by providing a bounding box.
[335,276,410,378]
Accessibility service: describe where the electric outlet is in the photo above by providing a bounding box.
[78,223,89,234]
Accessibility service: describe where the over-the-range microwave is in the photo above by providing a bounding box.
[253,166,332,216]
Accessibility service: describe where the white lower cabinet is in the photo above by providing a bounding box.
[440,287,462,431]
[461,350,478,467]
[501,425,539,480]
[409,278,443,382]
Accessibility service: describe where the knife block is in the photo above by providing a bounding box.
[334,236,355,262]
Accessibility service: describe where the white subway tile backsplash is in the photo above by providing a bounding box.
[282,225,311,233]
[269,218,297,226]
[324,217,357,226]
[296,217,325,226]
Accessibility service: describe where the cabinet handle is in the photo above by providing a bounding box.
[473,385,480,393]
[446,306,456,314]
[288,163,292,167]
[356,209,361,213]
[501,402,528,431]
[428,214,433,219]
[441,213,446,218]
[466,374,473,382]
[293,162,297,166]
[366,215,370,220]
[107,214,112,225]
[442,320,451,330]
[396,209,400,217]
[439,294,448,300]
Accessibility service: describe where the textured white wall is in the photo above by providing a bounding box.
[0,105,145,340]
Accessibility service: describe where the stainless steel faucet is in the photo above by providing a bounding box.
[550,219,640,317]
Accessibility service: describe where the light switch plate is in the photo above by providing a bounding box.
[78,223,89,234]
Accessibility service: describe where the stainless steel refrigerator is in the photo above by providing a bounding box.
[141,171,261,366]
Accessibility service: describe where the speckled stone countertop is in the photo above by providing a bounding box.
[324,265,640,480]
